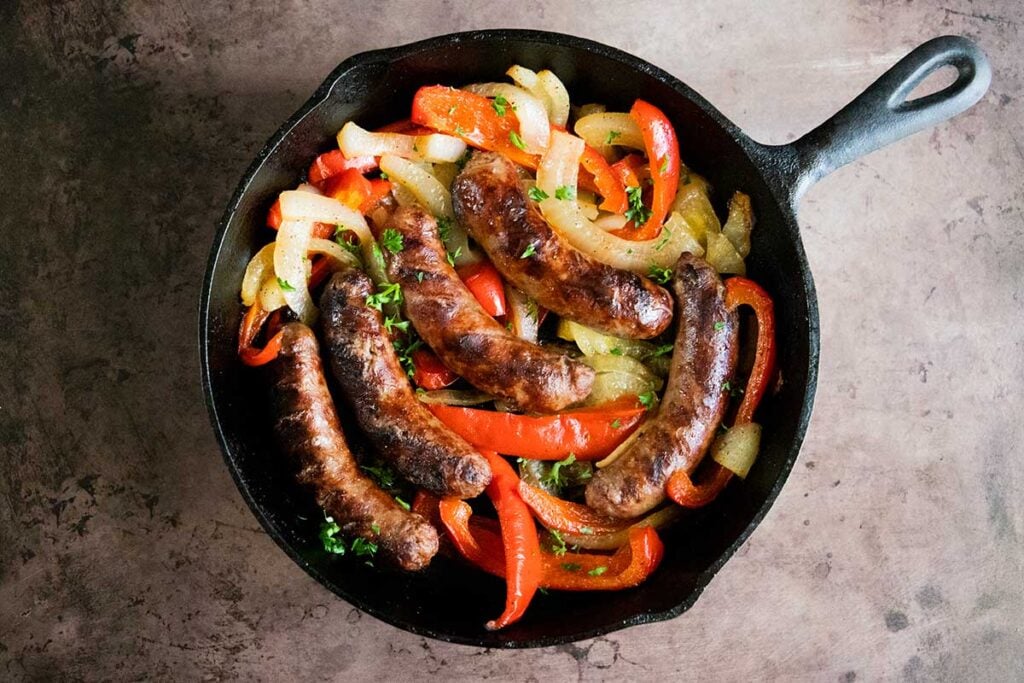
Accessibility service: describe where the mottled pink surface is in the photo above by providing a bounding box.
[1,1,1021,679]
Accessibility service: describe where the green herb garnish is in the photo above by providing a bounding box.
[520,243,537,259]
[625,186,652,225]
[610,419,622,429]
[561,562,582,572]
[380,228,404,254]
[528,186,549,202]
[446,246,462,267]
[383,314,410,334]
[365,281,402,311]
[588,566,608,576]
[549,530,567,556]
[647,265,673,284]
[319,516,346,555]
[492,94,509,117]
[714,321,726,331]
[543,453,577,489]
[509,130,527,150]
[605,130,621,145]
[638,390,657,410]
[554,185,576,201]
[277,277,295,292]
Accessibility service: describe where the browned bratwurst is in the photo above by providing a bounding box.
[379,204,594,414]
[585,254,738,518]
[452,152,674,340]
[272,322,438,570]
[319,269,491,498]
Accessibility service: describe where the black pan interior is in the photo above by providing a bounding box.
[200,30,818,647]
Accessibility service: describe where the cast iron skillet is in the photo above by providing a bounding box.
[199,30,989,647]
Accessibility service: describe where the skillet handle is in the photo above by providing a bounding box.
[777,35,990,203]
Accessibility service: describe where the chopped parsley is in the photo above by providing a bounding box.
[647,265,673,284]
[654,225,673,252]
[609,347,623,356]
[362,462,398,492]
[436,216,453,242]
[508,130,527,150]
[371,523,381,535]
[446,246,462,267]
[379,171,389,180]
[334,225,361,254]
[383,314,410,334]
[610,419,622,429]
[492,94,509,117]
[447,105,457,116]
[580,526,594,535]
[722,380,731,392]
[415,270,425,283]
[393,335,424,379]
[454,124,469,137]
[525,298,539,321]
[277,277,296,292]
[365,281,402,311]
[528,186,549,202]
[588,566,608,576]
[543,453,577,489]
[394,496,411,511]
[714,321,726,331]
[659,156,669,174]
[549,530,567,556]
[604,130,622,145]
[380,228,404,254]
[319,516,346,554]
[638,390,657,410]
[554,185,576,201]
[652,343,674,357]
[624,186,652,225]
[520,243,537,259]
[561,562,582,572]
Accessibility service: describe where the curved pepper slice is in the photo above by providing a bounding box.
[411,348,459,390]
[629,99,680,240]
[439,498,664,592]
[237,304,283,367]
[425,398,646,460]
[457,260,508,318]
[478,450,542,631]
[308,149,377,187]
[666,276,776,507]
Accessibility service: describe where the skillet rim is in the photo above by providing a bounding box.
[198,27,820,648]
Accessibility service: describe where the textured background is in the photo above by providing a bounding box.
[2,0,1022,679]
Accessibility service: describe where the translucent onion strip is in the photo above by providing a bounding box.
[416,389,495,406]
[711,422,762,478]
[505,285,539,343]
[573,112,644,150]
[464,83,551,153]
[273,219,316,324]
[241,243,275,307]
[536,70,570,127]
[308,237,360,271]
[337,121,467,163]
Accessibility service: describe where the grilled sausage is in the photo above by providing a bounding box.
[319,269,491,498]
[452,152,674,340]
[272,322,438,570]
[585,254,738,518]
[380,204,594,414]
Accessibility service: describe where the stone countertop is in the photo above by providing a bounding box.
[1,1,1021,679]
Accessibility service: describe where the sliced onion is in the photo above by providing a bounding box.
[506,64,540,92]
[430,162,460,190]
[574,112,644,150]
[706,232,746,275]
[557,319,652,359]
[416,389,495,406]
[296,183,322,194]
[274,219,316,324]
[582,354,663,389]
[277,190,383,283]
[711,422,762,478]
[721,191,754,258]
[241,243,276,306]
[338,121,415,159]
[412,133,468,163]
[379,155,477,266]
[581,354,663,407]
[536,70,570,127]
[258,277,287,312]
[536,128,583,194]
[308,237,360,271]
[558,506,681,550]
[338,121,466,163]
[592,213,628,231]
[505,285,539,343]
[464,83,551,153]
[671,173,720,247]
[576,103,607,118]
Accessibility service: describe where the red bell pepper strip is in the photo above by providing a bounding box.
[666,276,776,507]
[411,87,625,206]
[267,198,283,229]
[629,99,680,240]
[308,149,377,187]
[610,153,645,189]
[478,450,542,631]
[457,260,507,317]
[517,482,632,535]
[238,304,283,367]
[322,168,372,211]
[375,118,434,136]
[439,498,664,592]
[725,276,776,425]
[425,398,647,460]
[579,144,628,213]
[363,178,393,213]
[411,348,458,390]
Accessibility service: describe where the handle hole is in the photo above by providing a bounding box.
[903,63,961,104]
